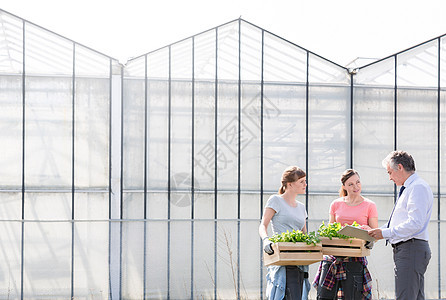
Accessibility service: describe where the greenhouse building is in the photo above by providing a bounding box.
[0,8,445,299]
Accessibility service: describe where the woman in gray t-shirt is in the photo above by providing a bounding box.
[259,166,308,299]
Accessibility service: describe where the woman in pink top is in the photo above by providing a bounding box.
[329,169,378,229]
[314,169,378,300]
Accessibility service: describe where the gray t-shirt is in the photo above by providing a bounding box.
[266,194,307,235]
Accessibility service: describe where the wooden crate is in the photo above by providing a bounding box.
[320,237,370,257]
[263,242,323,266]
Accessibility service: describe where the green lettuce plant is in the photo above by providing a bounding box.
[269,229,320,246]
[317,221,359,240]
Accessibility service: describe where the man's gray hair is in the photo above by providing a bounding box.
[382,150,416,172]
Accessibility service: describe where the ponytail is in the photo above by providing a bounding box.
[278,185,286,195]
[339,186,347,197]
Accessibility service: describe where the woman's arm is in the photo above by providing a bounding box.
[259,207,276,239]
[363,202,379,229]
[329,213,336,224]
[367,217,378,229]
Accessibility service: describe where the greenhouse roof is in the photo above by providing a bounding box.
[1,8,446,81]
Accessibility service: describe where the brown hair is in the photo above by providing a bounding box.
[278,166,306,194]
[339,169,360,197]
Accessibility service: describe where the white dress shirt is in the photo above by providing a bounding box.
[381,173,433,244]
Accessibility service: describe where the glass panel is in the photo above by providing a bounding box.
[74,192,109,220]
[308,53,349,84]
[441,37,446,87]
[192,221,216,297]
[241,82,261,191]
[194,33,216,191]
[194,29,216,80]
[122,192,144,219]
[24,222,71,298]
[75,44,111,78]
[442,197,446,221]
[170,192,193,219]
[194,81,216,191]
[240,23,262,192]
[217,21,239,81]
[125,56,145,78]
[0,192,21,220]
[171,38,192,79]
[147,48,169,190]
[263,83,306,191]
[0,11,23,74]
[147,192,168,220]
[25,75,72,189]
[262,33,308,191]
[353,86,394,193]
[308,56,350,194]
[121,221,144,299]
[354,56,395,86]
[240,21,262,81]
[397,88,437,190]
[25,193,71,220]
[0,222,21,298]
[442,88,446,197]
[216,221,238,299]
[263,32,307,83]
[170,221,192,299]
[440,36,446,195]
[307,194,333,225]
[146,221,168,299]
[216,82,238,191]
[74,77,110,189]
[240,193,261,219]
[0,74,22,189]
[425,223,439,299]
[396,40,438,88]
[25,23,73,76]
[217,193,238,219]
[171,39,193,219]
[441,222,446,296]
[122,77,145,190]
[147,46,169,79]
[194,192,215,219]
[169,43,194,218]
[73,222,109,298]
[239,221,261,298]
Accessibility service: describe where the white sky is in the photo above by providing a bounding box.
[2,0,446,65]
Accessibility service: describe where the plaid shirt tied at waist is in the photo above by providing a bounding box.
[313,255,372,300]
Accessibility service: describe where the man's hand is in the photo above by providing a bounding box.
[368,228,383,240]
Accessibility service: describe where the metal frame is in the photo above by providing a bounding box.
[1,9,445,299]
[122,18,445,300]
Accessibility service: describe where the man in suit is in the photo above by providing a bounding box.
[368,150,433,299]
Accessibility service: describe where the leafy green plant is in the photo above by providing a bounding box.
[317,221,359,240]
[269,229,320,246]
